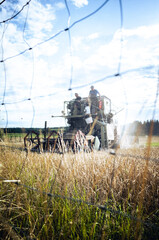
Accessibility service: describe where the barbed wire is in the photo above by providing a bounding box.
[2,180,155,231]
[1,177,158,237]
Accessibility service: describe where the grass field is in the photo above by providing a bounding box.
[0,139,159,239]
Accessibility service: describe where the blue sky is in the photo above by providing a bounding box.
[0,0,159,129]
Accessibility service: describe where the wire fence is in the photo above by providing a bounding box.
[7,181,159,229]
[0,0,158,129]
[0,0,159,237]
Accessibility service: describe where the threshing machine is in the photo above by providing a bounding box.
[24,95,118,153]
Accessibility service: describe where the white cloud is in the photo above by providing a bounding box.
[34,40,59,57]
[87,32,100,40]
[63,53,82,70]
[123,24,159,39]
[55,2,65,9]
[0,0,158,127]
[80,37,121,71]
[72,36,90,52]
[71,0,88,8]
[73,24,159,72]
[24,1,55,39]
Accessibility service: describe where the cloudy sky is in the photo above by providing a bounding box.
[0,0,159,129]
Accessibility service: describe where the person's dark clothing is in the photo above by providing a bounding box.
[74,96,81,115]
[89,89,100,115]
[75,96,81,101]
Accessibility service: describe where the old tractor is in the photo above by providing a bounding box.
[24,95,119,153]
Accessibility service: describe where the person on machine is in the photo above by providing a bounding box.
[73,93,81,115]
[89,86,101,115]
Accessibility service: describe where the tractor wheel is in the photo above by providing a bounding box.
[45,130,67,154]
[24,131,41,152]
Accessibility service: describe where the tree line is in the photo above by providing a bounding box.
[0,127,68,135]
[0,120,159,136]
[126,120,159,136]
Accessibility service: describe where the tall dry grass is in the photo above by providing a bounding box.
[0,145,159,239]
